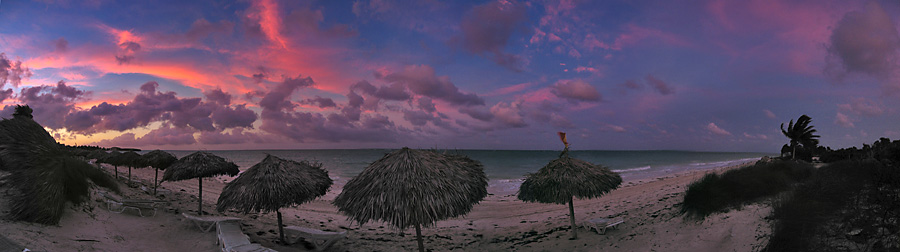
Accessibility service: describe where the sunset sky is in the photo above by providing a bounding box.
[1,0,899,151]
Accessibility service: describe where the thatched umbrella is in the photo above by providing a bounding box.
[517,132,622,239]
[216,154,332,243]
[114,151,147,187]
[162,151,239,215]
[0,105,119,224]
[143,150,177,194]
[98,150,123,179]
[333,147,488,252]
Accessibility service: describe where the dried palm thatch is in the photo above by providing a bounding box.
[0,105,118,224]
[517,132,622,239]
[0,107,60,172]
[6,155,119,224]
[98,150,123,178]
[162,151,239,215]
[143,149,176,194]
[113,151,147,187]
[333,147,487,252]
[217,154,332,243]
[86,149,108,160]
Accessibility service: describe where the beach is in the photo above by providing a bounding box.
[0,160,770,251]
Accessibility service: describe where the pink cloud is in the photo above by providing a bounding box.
[706,122,732,136]
[490,101,526,128]
[834,112,855,128]
[550,79,601,102]
[764,109,776,119]
[485,82,532,96]
[837,98,885,117]
[610,24,692,50]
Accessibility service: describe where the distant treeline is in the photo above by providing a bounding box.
[817,137,900,163]
[64,144,141,152]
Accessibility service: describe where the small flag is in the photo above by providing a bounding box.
[557,132,569,149]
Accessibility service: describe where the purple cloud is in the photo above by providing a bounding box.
[551,79,601,102]
[302,96,338,108]
[826,1,900,80]
[403,109,435,126]
[11,80,89,129]
[455,0,528,71]
[417,97,436,112]
[379,65,484,106]
[645,75,674,95]
[204,88,232,105]
[259,74,399,143]
[54,38,68,53]
[458,106,493,122]
[0,53,33,88]
[490,101,527,128]
[259,75,315,111]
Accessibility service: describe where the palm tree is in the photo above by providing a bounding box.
[781,115,820,160]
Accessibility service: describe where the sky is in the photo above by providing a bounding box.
[0,0,899,152]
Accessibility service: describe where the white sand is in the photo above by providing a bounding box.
[0,161,770,251]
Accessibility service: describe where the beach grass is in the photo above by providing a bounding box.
[681,159,814,218]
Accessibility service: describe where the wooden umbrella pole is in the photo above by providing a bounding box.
[198,178,203,215]
[568,197,577,240]
[415,223,425,252]
[277,210,285,244]
[153,168,159,194]
[114,165,118,179]
[128,166,132,187]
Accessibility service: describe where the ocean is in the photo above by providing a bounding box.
[160,149,772,195]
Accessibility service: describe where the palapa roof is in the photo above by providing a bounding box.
[111,151,147,168]
[216,154,332,213]
[86,149,108,160]
[0,108,118,224]
[0,112,61,172]
[162,151,239,182]
[517,152,622,204]
[143,150,177,170]
[333,147,488,230]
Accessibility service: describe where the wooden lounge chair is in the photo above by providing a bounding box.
[583,217,624,234]
[100,191,165,217]
[284,226,347,251]
[182,212,242,233]
[216,221,277,252]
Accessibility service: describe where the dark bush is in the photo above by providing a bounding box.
[681,160,814,218]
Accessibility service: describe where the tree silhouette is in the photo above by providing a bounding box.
[781,115,820,160]
[13,105,33,119]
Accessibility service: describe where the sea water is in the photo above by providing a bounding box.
[162,149,771,195]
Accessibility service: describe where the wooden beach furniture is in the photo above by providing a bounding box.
[583,217,624,234]
[100,191,165,217]
[216,220,277,252]
[182,212,242,233]
[284,225,347,251]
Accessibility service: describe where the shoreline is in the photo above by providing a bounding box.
[1,158,769,251]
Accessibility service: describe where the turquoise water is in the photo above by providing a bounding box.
[161,149,771,192]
